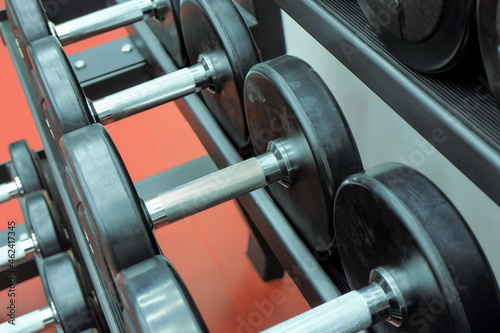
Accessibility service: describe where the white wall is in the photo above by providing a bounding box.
[281,12,500,284]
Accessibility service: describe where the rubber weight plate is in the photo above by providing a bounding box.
[9,140,46,195]
[5,0,50,53]
[181,0,261,150]
[358,0,476,72]
[477,0,500,109]
[29,36,92,141]
[334,163,500,332]
[22,190,65,258]
[118,255,208,333]
[245,55,362,253]
[43,252,97,332]
[61,124,159,302]
[147,0,186,67]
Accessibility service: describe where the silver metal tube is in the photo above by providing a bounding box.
[92,64,208,125]
[261,287,381,333]
[262,267,407,333]
[0,234,36,271]
[55,0,156,45]
[263,283,389,333]
[0,305,55,333]
[0,177,22,203]
[146,151,282,228]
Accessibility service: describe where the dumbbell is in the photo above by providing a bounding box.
[29,0,260,150]
[0,190,66,277]
[357,0,476,72]
[118,255,208,332]
[263,163,500,332]
[477,1,500,109]
[0,252,99,333]
[5,0,177,52]
[0,140,47,205]
[60,55,362,303]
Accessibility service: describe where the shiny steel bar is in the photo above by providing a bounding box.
[54,0,169,45]
[0,232,36,271]
[0,305,56,333]
[91,55,215,124]
[145,141,291,228]
[262,268,407,333]
[0,177,22,203]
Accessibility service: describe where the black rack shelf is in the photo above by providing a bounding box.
[275,0,500,205]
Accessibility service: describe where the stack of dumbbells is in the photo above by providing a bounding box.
[0,0,499,332]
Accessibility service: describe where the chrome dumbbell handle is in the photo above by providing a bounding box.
[0,233,36,270]
[264,288,378,333]
[0,305,56,333]
[145,141,291,228]
[0,177,23,204]
[91,54,217,125]
[53,0,170,45]
[263,268,407,333]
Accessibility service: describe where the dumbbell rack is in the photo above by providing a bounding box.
[3,0,498,331]
[0,4,341,332]
[275,0,500,206]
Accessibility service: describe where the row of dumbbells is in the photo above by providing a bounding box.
[3,60,500,332]
[1,0,500,332]
[1,0,254,331]
[358,0,500,108]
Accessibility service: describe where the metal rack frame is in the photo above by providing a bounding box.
[6,0,492,330]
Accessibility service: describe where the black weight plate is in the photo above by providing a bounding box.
[23,190,64,258]
[147,0,187,67]
[42,0,105,24]
[181,0,261,150]
[477,0,500,109]
[334,163,500,332]
[118,255,208,333]
[29,36,91,141]
[43,252,96,332]
[245,55,362,253]
[61,124,159,300]
[358,0,475,73]
[5,0,50,51]
[9,140,45,195]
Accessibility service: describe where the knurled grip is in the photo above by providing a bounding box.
[0,232,32,271]
[55,1,151,45]
[93,67,199,124]
[155,157,268,225]
[0,307,53,333]
[262,291,373,333]
[0,180,18,203]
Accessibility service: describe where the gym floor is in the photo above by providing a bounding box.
[0,2,309,332]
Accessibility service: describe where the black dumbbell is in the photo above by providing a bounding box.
[477,0,500,109]
[0,252,99,332]
[60,55,362,303]
[118,255,208,332]
[263,163,500,332]
[357,0,476,73]
[29,0,260,150]
[0,140,47,205]
[5,0,184,63]
[0,190,66,278]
